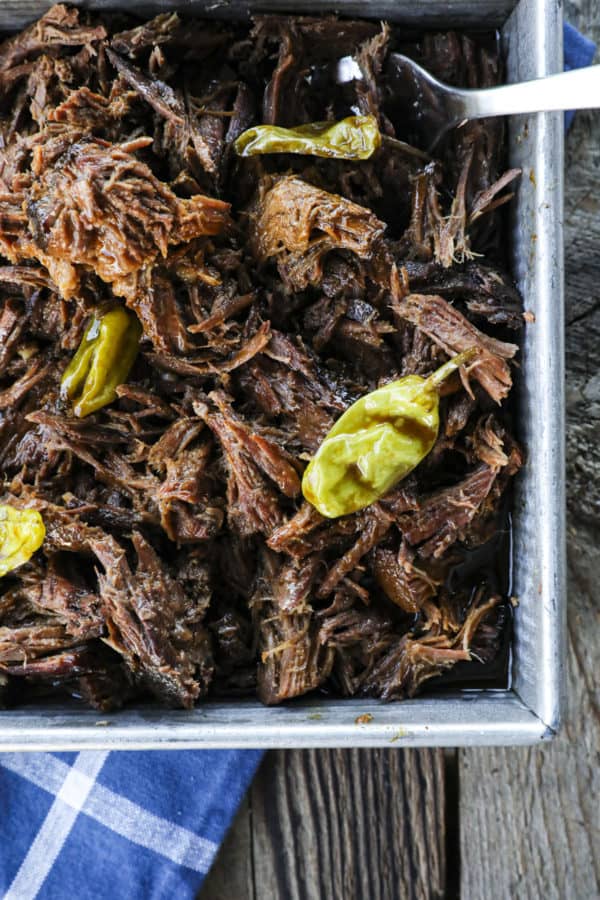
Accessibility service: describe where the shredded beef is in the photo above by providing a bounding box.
[254,552,334,704]
[98,531,214,707]
[0,7,523,709]
[250,175,386,291]
[394,293,518,403]
[24,139,230,299]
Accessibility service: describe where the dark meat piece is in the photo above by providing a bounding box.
[362,634,469,699]
[111,12,181,57]
[250,175,386,292]
[0,357,52,409]
[147,320,272,376]
[404,260,523,329]
[0,618,84,664]
[199,396,288,537]
[331,315,398,382]
[0,4,105,76]
[354,24,392,130]
[267,502,324,556]
[252,15,378,64]
[260,21,300,127]
[188,290,256,334]
[147,418,203,472]
[6,503,215,706]
[254,553,334,704]
[251,16,377,126]
[126,266,191,353]
[24,138,230,299]
[317,505,392,598]
[210,610,253,665]
[0,300,26,374]
[106,48,185,125]
[99,532,214,707]
[1,644,100,678]
[361,591,501,699]
[209,608,255,695]
[273,555,322,614]
[215,535,257,602]
[371,543,439,614]
[18,558,103,640]
[318,599,396,697]
[468,414,510,469]
[237,349,339,453]
[47,84,138,138]
[0,191,29,265]
[76,661,136,712]
[394,293,518,403]
[225,83,256,147]
[30,408,222,544]
[207,390,300,497]
[399,156,520,268]
[111,12,230,59]
[0,641,134,712]
[396,465,499,558]
[303,295,348,353]
[156,443,224,544]
[445,391,477,437]
[26,410,161,525]
[463,431,523,548]
[106,48,233,182]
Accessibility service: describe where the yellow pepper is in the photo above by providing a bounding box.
[0,505,45,577]
[61,307,142,418]
[302,350,477,518]
[233,115,381,160]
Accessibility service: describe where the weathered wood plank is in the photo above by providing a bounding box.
[459,524,600,899]
[459,3,600,896]
[200,796,254,900]
[249,749,446,900]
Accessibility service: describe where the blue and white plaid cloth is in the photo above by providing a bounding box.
[0,749,263,898]
[0,22,595,900]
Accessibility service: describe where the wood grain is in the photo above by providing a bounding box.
[250,749,446,900]
[459,526,600,899]
[459,3,600,897]
[202,749,446,900]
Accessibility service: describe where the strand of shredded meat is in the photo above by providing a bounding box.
[0,6,523,709]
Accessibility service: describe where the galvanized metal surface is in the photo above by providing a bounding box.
[0,0,565,748]
[0,1,518,31]
[0,695,550,750]
[504,0,565,733]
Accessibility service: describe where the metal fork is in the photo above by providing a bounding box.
[336,55,600,151]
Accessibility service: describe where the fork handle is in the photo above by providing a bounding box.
[459,66,600,120]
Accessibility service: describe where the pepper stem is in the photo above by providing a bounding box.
[426,347,479,390]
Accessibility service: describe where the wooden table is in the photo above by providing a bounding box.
[202,3,600,895]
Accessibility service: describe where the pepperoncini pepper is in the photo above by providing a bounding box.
[0,505,45,577]
[61,307,142,418]
[233,115,381,160]
[302,350,478,518]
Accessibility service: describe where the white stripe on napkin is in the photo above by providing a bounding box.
[4,751,108,900]
[1,752,218,875]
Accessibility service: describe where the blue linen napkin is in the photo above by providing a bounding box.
[0,21,595,900]
[0,749,262,898]
[564,22,596,128]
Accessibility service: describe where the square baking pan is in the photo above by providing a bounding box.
[0,0,565,748]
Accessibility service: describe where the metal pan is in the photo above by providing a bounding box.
[0,0,564,748]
